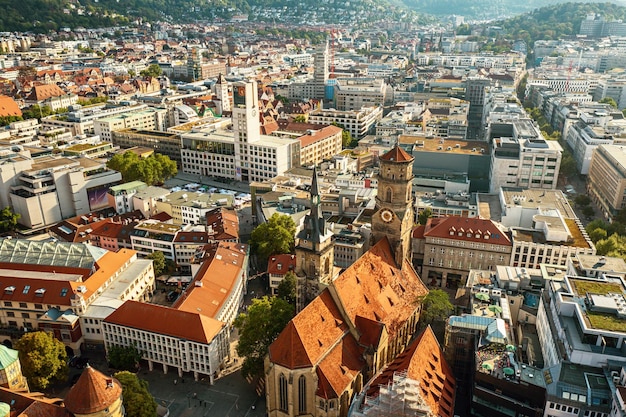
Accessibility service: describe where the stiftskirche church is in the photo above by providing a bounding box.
[265,146,429,417]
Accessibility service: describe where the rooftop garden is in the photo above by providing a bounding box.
[587,311,626,332]
[570,279,623,296]
[564,218,590,248]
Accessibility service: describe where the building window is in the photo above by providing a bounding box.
[279,374,288,412]
[298,375,307,414]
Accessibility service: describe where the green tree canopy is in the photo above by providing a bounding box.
[114,371,158,417]
[277,271,297,306]
[140,64,163,78]
[15,331,68,390]
[234,296,294,378]
[417,289,454,328]
[600,97,618,109]
[106,151,177,186]
[0,207,20,233]
[418,208,432,225]
[147,251,167,277]
[249,214,296,264]
[342,130,354,148]
[293,115,307,123]
[108,345,143,371]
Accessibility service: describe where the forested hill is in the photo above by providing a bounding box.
[491,2,626,46]
[1,0,626,33]
[397,0,622,20]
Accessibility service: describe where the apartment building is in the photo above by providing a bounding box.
[94,108,167,142]
[9,156,122,229]
[565,122,614,175]
[334,78,387,111]
[41,104,150,136]
[293,125,342,166]
[588,144,626,221]
[267,254,296,296]
[308,106,383,139]
[489,136,562,192]
[107,180,147,214]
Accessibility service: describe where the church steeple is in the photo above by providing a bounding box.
[295,167,336,310]
[304,167,326,248]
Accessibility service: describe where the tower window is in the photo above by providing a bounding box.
[279,374,288,412]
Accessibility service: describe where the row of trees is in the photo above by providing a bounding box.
[106,151,177,186]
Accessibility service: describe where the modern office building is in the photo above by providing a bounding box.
[588,144,626,221]
[9,156,122,229]
[112,129,182,165]
[308,107,383,139]
[334,78,387,111]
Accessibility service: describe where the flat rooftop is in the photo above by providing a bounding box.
[398,135,489,155]
[501,188,576,218]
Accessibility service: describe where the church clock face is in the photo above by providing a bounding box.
[380,209,394,223]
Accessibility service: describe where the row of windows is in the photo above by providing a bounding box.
[3,302,45,309]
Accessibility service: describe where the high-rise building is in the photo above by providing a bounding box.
[465,77,491,140]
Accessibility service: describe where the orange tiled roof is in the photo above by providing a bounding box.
[205,208,239,241]
[269,289,348,369]
[412,224,425,239]
[267,253,296,276]
[315,335,365,399]
[423,216,511,247]
[78,249,137,299]
[332,237,428,338]
[174,242,247,319]
[64,366,122,414]
[0,95,21,117]
[298,125,342,148]
[0,275,76,307]
[26,84,67,101]
[379,146,413,162]
[104,300,224,343]
[367,326,456,417]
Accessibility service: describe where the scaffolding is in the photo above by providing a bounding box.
[359,371,433,417]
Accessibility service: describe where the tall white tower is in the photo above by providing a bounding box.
[214,73,230,115]
[232,80,261,181]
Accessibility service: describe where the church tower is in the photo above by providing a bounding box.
[295,168,335,310]
[372,146,415,267]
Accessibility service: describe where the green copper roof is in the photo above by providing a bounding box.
[0,345,19,370]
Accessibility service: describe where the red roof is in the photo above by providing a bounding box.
[332,237,428,338]
[0,95,21,117]
[267,254,296,276]
[367,326,456,417]
[104,300,224,343]
[423,216,512,247]
[64,366,122,414]
[412,224,425,239]
[379,146,413,162]
[298,125,342,148]
[269,289,348,369]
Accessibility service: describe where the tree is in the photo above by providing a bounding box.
[0,207,20,233]
[140,64,162,78]
[574,195,591,207]
[234,296,294,378]
[582,206,595,219]
[277,271,297,306]
[342,130,353,148]
[418,208,432,225]
[600,97,618,109]
[106,151,177,185]
[559,151,577,177]
[108,344,143,371]
[15,331,68,390]
[293,114,307,123]
[114,371,158,417]
[249,214,296,265]
[417,289,453,328]
[147,251,166,277]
